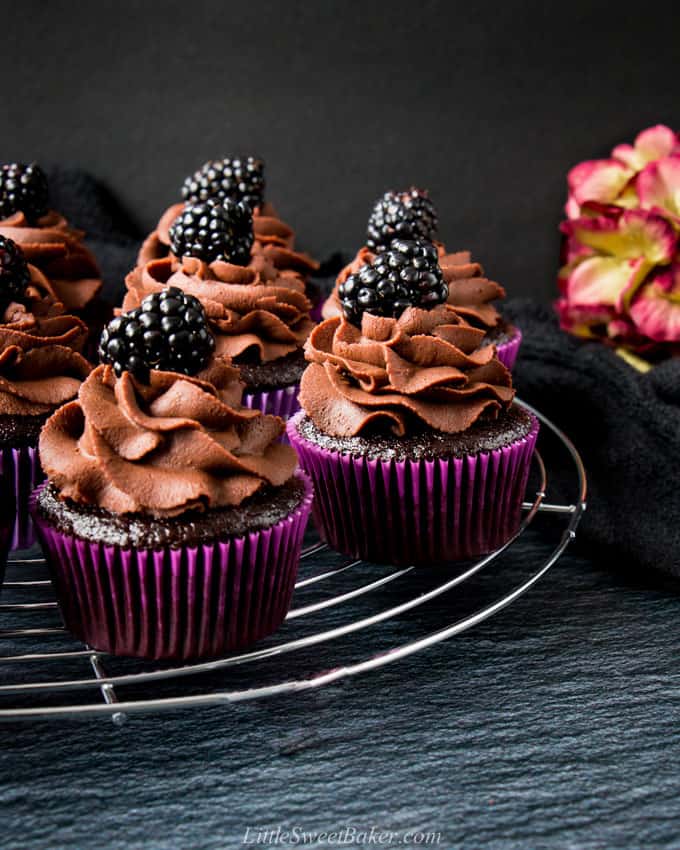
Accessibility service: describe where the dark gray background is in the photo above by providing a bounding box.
[3,0,679,300]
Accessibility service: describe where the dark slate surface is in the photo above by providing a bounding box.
[2,519,680,850]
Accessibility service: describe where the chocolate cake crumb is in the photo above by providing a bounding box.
[481,318,516,348]
[37,476,307,549]
[236,348,306,391]
[0,413,49,449]
[295,404,534,462]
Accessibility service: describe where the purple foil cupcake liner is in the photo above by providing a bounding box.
[309,298,324,324]
[1,444,44,551]
[29,472,313,660]
[496,327,522,370]
[287,413,539,566]
[0,478,15,594]
[242,383,301,420]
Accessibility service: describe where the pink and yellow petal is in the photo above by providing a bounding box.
[636,155,680,224]
[612,124,680,171]
[629,266,680,342]
[566,255,648,309]
[565,194,582,219]
[555,297,612,339]
[561,209,675,264]
[567,159,634,208]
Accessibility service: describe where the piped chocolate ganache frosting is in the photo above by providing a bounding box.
[39,356,298,519]
[138,156,318,277]
[0,255,90,420]
[0,164,102,313]
[139,202,319,278]
[123,254,314,365]
[323,187,510,341]
[324,245,508,339]
[300,303,514,439]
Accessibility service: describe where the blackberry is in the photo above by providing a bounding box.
[339,239,448,325]
[169,198,253,265]
[181,156,265,211]
[0,235,30,308]
[0,163,49,222]
[366,188,438,251]
[99,287,215,382]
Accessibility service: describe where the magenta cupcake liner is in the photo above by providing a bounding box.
[242,383,301,420]
[496,327,522,370]
[0,478,15,594]
[309,298,324,323]
[1,444,44,551]
[29,472,313,660]
[287,413,539,566]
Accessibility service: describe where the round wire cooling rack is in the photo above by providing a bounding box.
[0,398,586,724]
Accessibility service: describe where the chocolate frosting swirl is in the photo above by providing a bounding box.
[123,256,314,363]
[138,202,319,276]
[322,246,506,330]
[300,305,514,437]
[0,211,102,312]
[123,255,314,363]
[39,359,298,517]
[0,265,91,416]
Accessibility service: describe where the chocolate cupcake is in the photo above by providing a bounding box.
[0,235,91,549]
[138,156,322,317]
[288,244,537,566]
[321,188,522,369]
[123,199,314,419]
[31,291,312,659]
[0,162,108,357]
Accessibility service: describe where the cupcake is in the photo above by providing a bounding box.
[288,240,538,566]
[138,156,322,317]
[0,235,91,549]
[321,188,522,369]
[31,288,313,660]
[123,199,314,419]
[0,162,108,356]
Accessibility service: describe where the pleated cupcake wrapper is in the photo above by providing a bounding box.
[29,472,313,660]
[242,383,301,421]
[496,327,522,370]
[309,298,324,324]
[0,482,14,594]
[287,413,539,566]
[1,444,44,551]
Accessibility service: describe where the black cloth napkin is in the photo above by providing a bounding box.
[47,168,680,580]
[505,298,680,579]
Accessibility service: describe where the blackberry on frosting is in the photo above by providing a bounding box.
[366,188,438,251]
[0,163,49,224]
[99,287,215,382]
[181,156,265,212]
[0,235,30,310]
[338,238,448,325]
[169,198,254,266]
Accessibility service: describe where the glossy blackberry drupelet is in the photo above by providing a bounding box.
[169,198,254,265]
[338,238,448,325]
[366,187,438,251]
[0,235,30,308]
[0,162,49,223]
[181,156,265,212]
[98,287,215,382]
